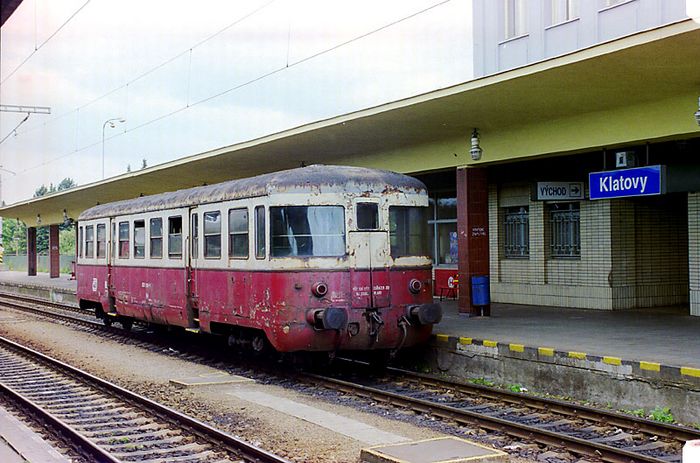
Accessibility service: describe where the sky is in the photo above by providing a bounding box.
[0,0,474,205]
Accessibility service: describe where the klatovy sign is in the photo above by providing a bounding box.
[589,165,665,200]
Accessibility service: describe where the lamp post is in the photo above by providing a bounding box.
[102,117,126,179]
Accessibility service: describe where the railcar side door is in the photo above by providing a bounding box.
[348,200,391,309]
[187,209,201,330]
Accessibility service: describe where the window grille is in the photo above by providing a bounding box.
[549,203,580,258]
[504,206,529,258]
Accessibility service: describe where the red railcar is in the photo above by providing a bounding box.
[76,165,441,353]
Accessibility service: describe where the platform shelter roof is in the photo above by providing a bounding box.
[2,19,699,225]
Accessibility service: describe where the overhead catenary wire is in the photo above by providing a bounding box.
[14,0,453,175]
[0,0,92,86]
[9,0,278,137]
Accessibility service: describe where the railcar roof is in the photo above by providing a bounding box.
[78,165,426,221]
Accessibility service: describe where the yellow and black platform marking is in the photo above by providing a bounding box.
[432,333,700,384]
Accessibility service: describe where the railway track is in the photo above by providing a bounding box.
[304,362,696,463]
[0,334,290,463]
[1,292,698,463]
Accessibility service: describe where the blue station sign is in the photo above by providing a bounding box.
[589,165,665,200]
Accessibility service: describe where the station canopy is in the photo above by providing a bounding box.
[2,20,699,225]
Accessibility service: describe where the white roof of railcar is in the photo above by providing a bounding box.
[78,165,426,221]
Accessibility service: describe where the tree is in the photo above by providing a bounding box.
[2,219,27,255]
[32,178,78,254]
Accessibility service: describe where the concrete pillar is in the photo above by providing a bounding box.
[27,227,37,276]
[456,167,490,316]
[49,224,60,278]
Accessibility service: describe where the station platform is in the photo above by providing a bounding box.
[1,270,699,423]
[0,405,70,462]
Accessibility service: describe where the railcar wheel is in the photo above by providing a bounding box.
[120,318,133,331]
[102,316,113,328]
[251,335,266,353]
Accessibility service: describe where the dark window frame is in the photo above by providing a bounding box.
[503,206,529,259]
[549,202,581,259]
[168,216,183,259]
[228,208,249,259]
[85,225,95,259]
[255,206,266,259]
[96,223,106,259]
[118,221,130,258]
[203,210,222,259]
[150,218,163,259]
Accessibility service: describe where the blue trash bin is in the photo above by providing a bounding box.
[471,276,490,306]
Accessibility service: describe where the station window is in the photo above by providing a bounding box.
[96,224,106,259]
[504,0,527,39]
[168,216,182,259]
[549,0,578,25]
[134,220,145,259]
[270,206,345,257]
[150,218,163,258]
[389,206,430,258]
[204,211,221,258]
[85,225,95,258]
[428,192,458,266]
[255,206,265,259]
[504,206,529,258]
[357,203,379,230]
[191,213,199,259]
[78,226,84,259]
[228,208,249,259]
[118,222,129,258]
[549,202,580,258]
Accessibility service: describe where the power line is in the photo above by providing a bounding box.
[11,0,278,137]
[15,0,453,175]
[0,0,92,86]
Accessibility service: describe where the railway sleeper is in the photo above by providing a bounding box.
[135,452,221,463]
[56,406,132,419]
[101,435,190,452]
[113,442,209,459]
[73,416,152,431]
[82,423,168,439]
[45,400,117,412]
[63,412,145,426]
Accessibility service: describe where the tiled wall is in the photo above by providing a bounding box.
[689,193,700,316]
[490,184,689,310]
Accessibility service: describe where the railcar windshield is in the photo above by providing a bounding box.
[270,206,345,257]
[389,206,430,258]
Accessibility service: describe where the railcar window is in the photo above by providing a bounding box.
[389,206,430,258]
[79,226,83,259]
[85,225,95,258]
[270,206,345,257]
[97,224,106,259]
[134,220,145,258]
[191,213,199,259]
[112,223,116,259]
[118,222,129,258]
[168,216,182,259]
[357,203,379,230]
[228,208,249,259]
[204,211,221,258]
[150,218,163,258]
[255,206,265,259]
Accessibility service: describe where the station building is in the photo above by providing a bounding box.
[2,1,699,317]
